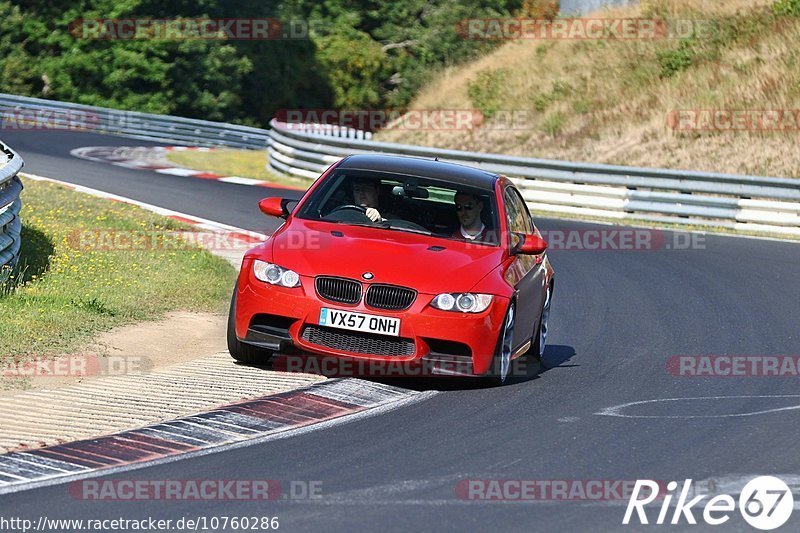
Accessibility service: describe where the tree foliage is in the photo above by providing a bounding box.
[0,0,520,126]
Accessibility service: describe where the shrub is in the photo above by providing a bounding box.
[541,112,565,136]
[657,40,695,78]
[468,69,507,119]
[775,0,800,17]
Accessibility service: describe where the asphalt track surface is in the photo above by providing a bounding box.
[2,129,800,532]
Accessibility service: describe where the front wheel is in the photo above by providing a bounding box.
[526,284,553,363]
[227,288,273,364]
[515,285,552,380]
[487,301,515,386]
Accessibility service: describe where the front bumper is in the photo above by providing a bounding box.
[234,266,509,376]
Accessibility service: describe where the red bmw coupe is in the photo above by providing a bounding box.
[228,154,554,384]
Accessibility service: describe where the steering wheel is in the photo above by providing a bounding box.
[328,204,368,215]
[325,204,372,223]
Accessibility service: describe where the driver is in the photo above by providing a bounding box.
[352,178,388,222]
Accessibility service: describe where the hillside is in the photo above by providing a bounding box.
[377,0,800,177]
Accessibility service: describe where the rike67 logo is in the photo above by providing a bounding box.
[624,476,793,530]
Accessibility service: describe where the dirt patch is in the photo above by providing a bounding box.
[86,311,227,365]
[0,312,228,396]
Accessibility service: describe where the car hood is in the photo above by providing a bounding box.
[268,219,504,294]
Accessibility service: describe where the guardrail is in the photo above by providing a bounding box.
[279,123,374,140]
[1,92,798,237]
[0,94,269,149]
[267,120,800,237]
[0,139,23,280]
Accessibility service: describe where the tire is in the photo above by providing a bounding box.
[534,284,553,361]
[487,301,515,386]
[227,288,273,364]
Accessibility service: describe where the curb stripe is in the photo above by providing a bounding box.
[193,172,224,179]
[181,416,262,436]
[218,176,266,186]
[0,464,39,479]
[154,167,202,177]
[71,145,305,191]
[5,454,83,474]
[0,471,27,482]
[150,421,232,445]
[30,449,110,469]
[109,436,183,454]
[192,410,276,429]
[110,434,195,453]
[135,427,212,447]
[0,456,87,478]
[50,444,131,465]
[0,379,423,495]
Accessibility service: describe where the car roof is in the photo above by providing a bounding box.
[336,154,499,190]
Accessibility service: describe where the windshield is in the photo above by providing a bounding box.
[295,169,500,246]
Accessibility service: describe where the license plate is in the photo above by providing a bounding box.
[319,308,400,337]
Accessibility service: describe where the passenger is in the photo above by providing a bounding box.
[452,192,487,241]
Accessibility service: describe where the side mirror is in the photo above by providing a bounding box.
[259,197,292,219]
[513,233,548,255]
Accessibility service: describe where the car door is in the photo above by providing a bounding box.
[503,186,546,354]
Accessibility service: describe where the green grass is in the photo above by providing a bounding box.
[0,179,237,359]
[166,149,313,189]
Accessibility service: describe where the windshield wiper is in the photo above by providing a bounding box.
[330,220,390,228]
[385,224,432,236]
[325,219,430,235]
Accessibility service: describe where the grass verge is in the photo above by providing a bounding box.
[0,179,237,359]
[165,149,313,189]
[377,0,800,178]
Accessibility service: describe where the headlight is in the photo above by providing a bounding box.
[431,293,493,313]
[253,260,301,288]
